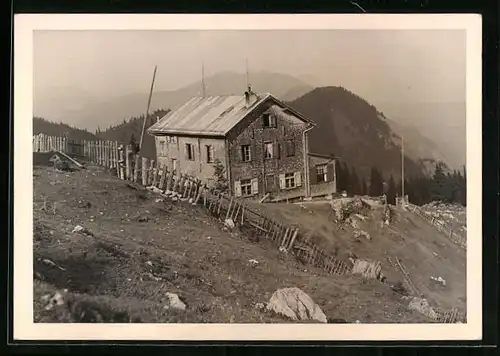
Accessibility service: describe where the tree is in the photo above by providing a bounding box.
[350,167,361,195]
[431,162,449,202]
[212,158,228,193]
[361,178,368,196]
[387,175,397,204]
[368,167,384,196]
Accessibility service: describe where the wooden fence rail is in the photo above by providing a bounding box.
[32,134,465,323]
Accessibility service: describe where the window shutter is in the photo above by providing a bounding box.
[274,142,279,159]
[309,167,317,185]
[234,180,242,197]
[239,146,243,162]
[295,171,302,187]
[279,173,286,189]
[251,178,259,195]
[251,144,255,162]
[281,125,285,135]
[185,144,189,160]
[326,163,334,182]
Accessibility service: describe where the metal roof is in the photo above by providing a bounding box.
[147,93,315,137]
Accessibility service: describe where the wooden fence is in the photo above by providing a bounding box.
[407,203,466,249]
[33,134,465,324]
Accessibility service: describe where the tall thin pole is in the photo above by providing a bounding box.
[401,135,405,200]
[246,58,250,89]
[140,65,158,151]
[201,62,206,97]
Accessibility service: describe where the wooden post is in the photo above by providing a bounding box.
[240,204,245,225]
[217,194,223,215]
[203,187,208,206]
[281,228,291,247]
[142,157,149,186]
[225,196,233,220]
[119,146,126,180]
[194,184,204,205]
[288,228,299,250]
[172,174,181,195]
[132,155,139,182]
[186,179,194,199]
[148,160,155,186]
[124,145,131,180]
[232,201,241,221]
[152,163,160,187]
[159,166,168,190]
[181,178,189,198]
[165,171,173,193]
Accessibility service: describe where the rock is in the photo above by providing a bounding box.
[224,218,235,229]
[408,297,438,320]
[155,198,164,203]
[164,292,186,311]
[44,291,65,310]
[72,225,93,236]
[248,259,259,266]
[430,276,446,287]
[351,259,383,280]
[266,287,327,323]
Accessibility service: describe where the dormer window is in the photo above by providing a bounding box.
[262,113,277,128]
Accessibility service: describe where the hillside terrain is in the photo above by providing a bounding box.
[33,161,437,324]
[247,198,466,313]
[287,87,451,180]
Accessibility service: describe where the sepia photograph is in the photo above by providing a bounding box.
[14,14,482,341]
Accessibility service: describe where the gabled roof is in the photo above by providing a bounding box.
[147,93,315,137]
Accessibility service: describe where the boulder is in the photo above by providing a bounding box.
[164,292,187,311]
[266,287,327,323]
[351,259,383,280]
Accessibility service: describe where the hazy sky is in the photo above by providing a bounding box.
[34,29,466,107]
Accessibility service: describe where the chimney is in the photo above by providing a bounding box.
[244,91,250,106]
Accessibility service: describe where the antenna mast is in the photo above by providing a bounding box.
[401,135,405,202]
[246,58,250,89]
[140,65,158,151]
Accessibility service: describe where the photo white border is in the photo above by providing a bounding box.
[14,14,482,341]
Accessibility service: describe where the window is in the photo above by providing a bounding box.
[241,179,252,196]
[285,173,295,189]
[206,145,214,163]
[264,142,274,159]
[185,143,195,161]
[263,113,277,128]
[171,136,177,144]
[159,140,165,155]
[316,164,327,183]
[285,140,295,157]
[241,145,251,162]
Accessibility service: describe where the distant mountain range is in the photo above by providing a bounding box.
[287,87,453,180]
[33,71,463,179]
[34,71,313,132]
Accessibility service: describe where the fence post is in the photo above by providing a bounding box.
[141,157,149,185]
[288,228,299,250]
[165,170,173,193]
[152,162,160,187]
[118,146,125,179]
[133,155,140,182]
[147,160,155,186]
[159,166,168,190]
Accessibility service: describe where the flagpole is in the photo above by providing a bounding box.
[401,135,405,202]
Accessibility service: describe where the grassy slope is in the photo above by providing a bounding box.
[246,200,466,313]
[33,164,430,324]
